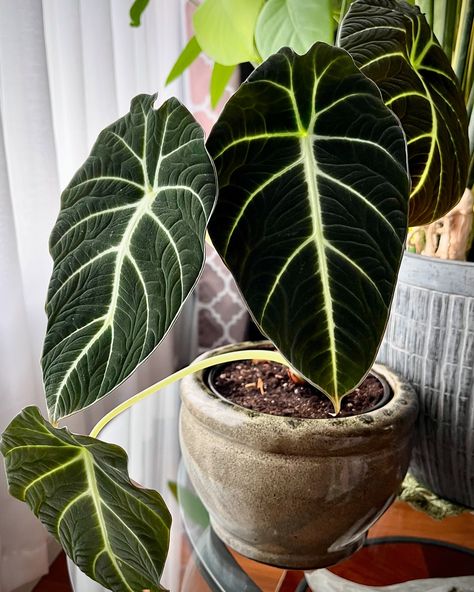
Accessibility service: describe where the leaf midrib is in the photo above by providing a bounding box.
[300,133,338,397]
[84,451,135,592]
[50,190,156,420]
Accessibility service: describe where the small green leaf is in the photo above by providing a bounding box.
[42,94,217,421]
[1,407,171,592]
[210,63,235,109]
[416,0,434,26]
[256,0,334,60]
[339,0,470,225]
[207,43,409,408]
[168,481,209,529]
[451,0,474,90]
[130,0,150,27]
[193,0,264,66]
[166,36,202,86]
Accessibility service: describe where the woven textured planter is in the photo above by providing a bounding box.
[378,252,474,507]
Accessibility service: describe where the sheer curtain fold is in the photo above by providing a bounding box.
[0,2,188,590]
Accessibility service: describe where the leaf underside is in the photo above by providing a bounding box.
[42,94,216,422]
[207,43,409,404]
[338,0,469,225]
[1,406,170,592]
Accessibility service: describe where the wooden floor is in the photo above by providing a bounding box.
[33,553,71,592]
[33,500,474,592]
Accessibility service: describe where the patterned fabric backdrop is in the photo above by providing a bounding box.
[182,0,249,351]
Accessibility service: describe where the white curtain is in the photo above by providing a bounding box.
[0,2,193,591]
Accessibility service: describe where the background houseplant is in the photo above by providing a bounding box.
[372,2,474,507]
[0,1,469,591]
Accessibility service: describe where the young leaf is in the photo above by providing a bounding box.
[1,406,171,592]
[42,94,217,422]
[338,0,470,225]
[193,0,264,66]
[130,0,150,27]
[207,43,409,408]
[256,0,334,60]
[210,63,235,109]
[166,36,202,86]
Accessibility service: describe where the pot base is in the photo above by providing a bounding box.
[210,515,366,570]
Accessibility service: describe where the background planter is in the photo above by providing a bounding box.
[180,342,418,570]
[377,252,474,507]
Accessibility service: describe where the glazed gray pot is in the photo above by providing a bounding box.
[180,342,418,569]
[378,252,474,507]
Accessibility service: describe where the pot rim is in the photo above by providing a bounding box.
[404,250,474,269]
[399,252,474,296]
[180,341,418,454]
[206,353,393,419]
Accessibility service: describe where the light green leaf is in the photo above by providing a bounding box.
[451,0,474,95]
[416,0,434,26]
[166,36,202,86]
[210,63,235,109]
[130,0,150,27]
[339,0,470,225]
[42,94,217,421]
[207,43,409,408]
[256,0,334,60]
[193,0,264,66]
[168,481,209,529]
[1,406,171,592]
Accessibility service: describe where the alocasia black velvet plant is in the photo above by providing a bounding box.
[1,1,469,590]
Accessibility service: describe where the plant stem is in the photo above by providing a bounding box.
[89,349,289,438]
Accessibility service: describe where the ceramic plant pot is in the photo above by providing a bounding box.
[378,252,474,507]
[179,342,418,569]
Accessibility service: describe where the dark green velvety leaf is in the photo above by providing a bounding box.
[338,0,469,225]
[207,43,409,407]
[42,94,216,422]
[1,406,170,592]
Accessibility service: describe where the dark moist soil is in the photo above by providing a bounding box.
[212,360,385,419]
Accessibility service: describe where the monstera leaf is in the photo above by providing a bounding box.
[207,43,409,408]
[338,0,469,225]
[1,407,170,591]
[42,94,216,422]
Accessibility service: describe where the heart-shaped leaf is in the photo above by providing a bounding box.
[193,0,264,66]
[207,43,409,407]
[42,94,216,422]
[338,0,469,225]
[1,406,170,592]
[256,0,334,60]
